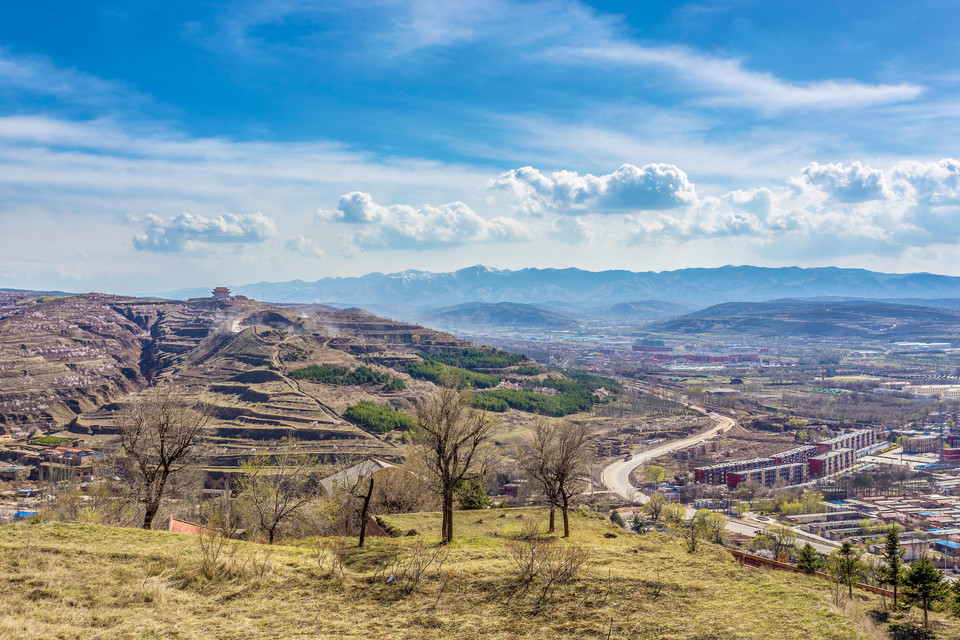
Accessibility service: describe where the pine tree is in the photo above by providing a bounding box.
[796,543,820,574]
[610,510,626,528]
[831,541,865,600]
[904,556,949,629]
[879,526,905,609]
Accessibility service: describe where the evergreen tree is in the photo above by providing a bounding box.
[831,541,865,600]
[796,543,820,574]
[879,526,905,609]
[904,556,949,630]
[610,510,626,528]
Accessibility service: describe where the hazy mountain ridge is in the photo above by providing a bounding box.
[422,302,580,330]
[155,265,960,310]
[650,298,960,341]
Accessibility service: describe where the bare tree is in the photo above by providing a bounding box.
[410,382,498,544]
[550,421,594,538]
[517,418,561,533]
[115,386,211,529]
[235,439,323,544]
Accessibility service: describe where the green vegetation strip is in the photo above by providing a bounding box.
[473,388,596,416]
[28,435,71,446]
[289,364,403,388]
[406,359,501,389]
[473,372,620,417]
[424,347,527,370]
[344,401,413,432]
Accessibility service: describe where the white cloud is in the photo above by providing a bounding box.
[320,192,529,250]
[0,48,146,107]
[550,216,596,244]
[132,212,278,252]
[544,43,923,113]
[285,234,325,258]
[490,163,698,216]
[790,161,890,202]
[619,158,960,253]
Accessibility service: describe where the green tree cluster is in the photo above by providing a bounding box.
[473,387,596,416]
[406,359,501,389]
[344,401,414,432]
[427,347,527,370]
[290,364,401,387]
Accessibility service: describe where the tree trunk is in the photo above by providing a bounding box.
[142,499,160,530]
[268,527,276,544]
[444,492,455,544]
[548,506,555,533]
[358,476,374,547]
[142,474,169,529]
[923,599,929,629]
[892,583,897,610]
[847,577,853,600]
[561,494,570,538]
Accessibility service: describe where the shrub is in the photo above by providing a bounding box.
[384,377,407,392]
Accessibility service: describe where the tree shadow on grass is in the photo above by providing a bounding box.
[868,608,937,640]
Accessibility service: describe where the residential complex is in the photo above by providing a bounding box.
[695,429,877,489]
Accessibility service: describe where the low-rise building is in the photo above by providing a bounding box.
[694,457,772,485]
[815,429,875,455]
[809,448,854,478]
[727,462,807,489]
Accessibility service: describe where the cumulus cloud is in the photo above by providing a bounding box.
[319,192,529,250]
[789,161,890,202]
[490,163,698,215]
[132,212,278,252]
[285,234,324,259]
[618,158,960,252]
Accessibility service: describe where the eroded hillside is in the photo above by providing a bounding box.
[0,293,467,460]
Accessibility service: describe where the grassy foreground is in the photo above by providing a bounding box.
[0,508,927,640]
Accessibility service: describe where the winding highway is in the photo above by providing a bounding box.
[600,406,838,553]
[602,407,734,503]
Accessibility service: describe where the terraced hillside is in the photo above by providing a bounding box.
[0,293,467,461]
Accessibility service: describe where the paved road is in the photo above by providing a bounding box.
[600,407,839,553]
[601,408,735,502]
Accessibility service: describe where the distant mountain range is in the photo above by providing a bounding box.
[157,265,960,312]
[649,298,960,341]
[418,299,693,331]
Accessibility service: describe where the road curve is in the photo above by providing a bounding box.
[602,408,735,502]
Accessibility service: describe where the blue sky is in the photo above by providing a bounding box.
[2,0,960,292]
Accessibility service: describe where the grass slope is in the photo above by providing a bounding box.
[0,510,911,640]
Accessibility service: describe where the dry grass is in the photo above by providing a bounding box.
[0,508,954,639]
